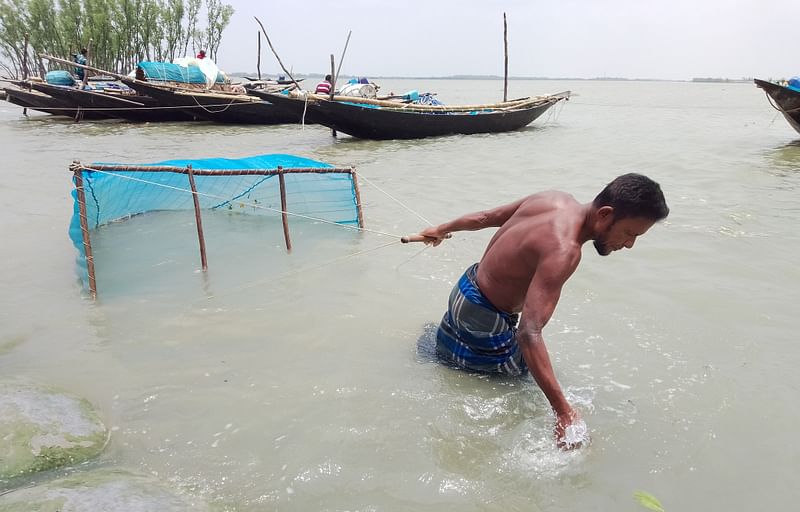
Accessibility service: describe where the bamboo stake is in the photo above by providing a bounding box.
[333,30,352,89]
[330,54,337,137]
[277,167,292,252]
[41,54,122,79]
[253,16,301,91]
[72,163,97,298]
[351,167,364,229]
[22,33,29,115]
[257,31,262,80]
[21,33,29,80]
[503,13,509,102]
[186,164,208,270]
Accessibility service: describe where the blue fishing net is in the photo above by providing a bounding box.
[69,154,360,288]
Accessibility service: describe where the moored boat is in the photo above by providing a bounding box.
[2,82,108,119]
[755,78,800,135]
[252,90,570,139]
[28,81,196,122]
[120,77,301,124]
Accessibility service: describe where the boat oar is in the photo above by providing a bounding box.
[400,233,453,244]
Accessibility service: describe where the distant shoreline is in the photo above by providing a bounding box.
[228,72,757,83]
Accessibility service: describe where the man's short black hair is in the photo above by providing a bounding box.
[324,74,332,81]
[593,173,669,221]
[80,48,87,54]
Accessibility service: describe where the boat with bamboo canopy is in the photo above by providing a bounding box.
[253,89,570,140]
[755,78,800,135]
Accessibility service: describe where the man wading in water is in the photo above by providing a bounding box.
[414,173,669,448]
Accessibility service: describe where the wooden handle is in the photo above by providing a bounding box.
[401,233,452,244]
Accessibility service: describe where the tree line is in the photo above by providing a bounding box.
[0,0,234,78]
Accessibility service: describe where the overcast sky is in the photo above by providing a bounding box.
[213,0,797,80]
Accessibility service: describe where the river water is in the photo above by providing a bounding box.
[0,79,797,511]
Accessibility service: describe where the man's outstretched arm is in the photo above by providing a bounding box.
[416,198,526,245]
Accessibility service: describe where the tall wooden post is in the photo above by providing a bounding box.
[329,54,337,137]
[21,33,29,80]
[503,13,509,102]
[351,167,364,229]
[257,31,262,80]
[72,164,97,298]
[21,33,29,115]
[277,167,292,251]
[186,165,208,270]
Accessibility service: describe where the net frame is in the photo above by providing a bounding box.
[69,158,364,298]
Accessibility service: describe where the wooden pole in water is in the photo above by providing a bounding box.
[503,13,509,102]
[277,166,292,251]
[186,164,208,270]
[72,163,97,298]
[257,31,262,80]
[21,33,29,80]
[329,54,337,137]
[22,33,29,115]
[351,167,364,229]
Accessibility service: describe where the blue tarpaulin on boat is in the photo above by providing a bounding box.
[788,76,800,92]
[137,61,224,84]
[69,154,361,289]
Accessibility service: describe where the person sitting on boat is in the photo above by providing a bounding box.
[73,48,88,80]
[315,75,332,95]
[197,49,207,60]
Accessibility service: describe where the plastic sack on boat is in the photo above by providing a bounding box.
[45,70,75,86]
[338,82,378,98]
[173,57,227,88]
[788,76,800,92]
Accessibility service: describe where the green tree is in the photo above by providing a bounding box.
[0,0,235,77]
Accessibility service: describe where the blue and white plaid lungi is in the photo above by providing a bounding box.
[436,263,527,376]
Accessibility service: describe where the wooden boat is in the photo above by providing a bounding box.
[251,89,570,139]
[119,77,301,125]
[28,81,196,122]
[2,82,108,119]
[755,78,800,135]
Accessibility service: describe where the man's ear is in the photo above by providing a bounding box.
[596,206,615,226]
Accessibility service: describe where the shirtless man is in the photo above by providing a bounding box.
[416,173,669,448]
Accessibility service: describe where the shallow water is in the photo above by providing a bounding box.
[1,79,798,510]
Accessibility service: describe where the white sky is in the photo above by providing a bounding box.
[214,0,798,80]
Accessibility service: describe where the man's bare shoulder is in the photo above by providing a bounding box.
[514,191,580,215]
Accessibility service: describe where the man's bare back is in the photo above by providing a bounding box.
[476,191,585,314]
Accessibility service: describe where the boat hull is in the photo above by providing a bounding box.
[121,79,301,124]
[2,85,107,119]
[258,91,566,140]
[755,78,800,135]
[29,82,196,122]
